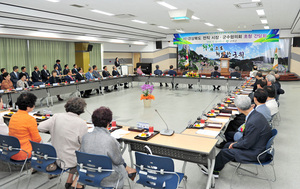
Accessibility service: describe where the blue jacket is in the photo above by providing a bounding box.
[232,110,272,162]
[85,72,95,80]
[154,69,163,75]
[256,104,271,122]
[211,71,221,77]
[168,69,177,76]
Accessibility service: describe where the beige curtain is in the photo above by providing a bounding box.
[89,43,102,70]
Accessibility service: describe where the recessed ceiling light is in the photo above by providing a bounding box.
[46,0,60,2]
[261,19,268,24]
[217,28,224,31]
[110,39,126,43]
[133,41,146,45]
[191,16,200,20]
[156,1,177,10]
[131,19,147,24]
[256,9,265,16]
[205,23,214,27]
[91,9,114,16]
[176,29,184,33]
[252,0,260,2]
[158,26,169,29]
[264,26,270,29]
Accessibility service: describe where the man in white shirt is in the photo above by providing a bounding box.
[264,86,279,116]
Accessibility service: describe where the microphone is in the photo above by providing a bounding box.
[155,109,174,136]
[201,95,219,119]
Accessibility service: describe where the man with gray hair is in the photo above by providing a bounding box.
[202,95,271,178]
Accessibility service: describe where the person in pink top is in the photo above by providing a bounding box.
[136,65,144,75]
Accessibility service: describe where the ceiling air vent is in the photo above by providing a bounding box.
[114,14,136,19]
[70,4,85,8]
[234,2,263,9]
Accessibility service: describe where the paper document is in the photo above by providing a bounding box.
[208,118,229,123]
[218,113,231,117]
[196,130,219,137]
[111,129,130,139]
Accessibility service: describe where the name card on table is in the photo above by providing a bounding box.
[121,75,124,77]
[94,78,99,81]
[103,77,107,79]
[165,74,170,76]
[182,75,187,77]
[231,76,236,79]
[0,90,4,93]
[80,80,85,83]
[113,76,117,78]
[53,83,59,86]
[201,75,206,78]
[70,81,75,84]
[137,122,149,130]
[219,76,225,79]
[39,85,46,88]
[16,87,23,91]
[142,74,146,76]
[151,74,155,77]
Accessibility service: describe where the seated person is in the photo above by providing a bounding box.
[49,70,63,101]
[17,73,29,89]
[249,79,267,103]
[31,66,44,86]
[102,66,112,92]
[249,65,258,78]
[92,65,102,79]
[264,86,279,116]
[182,67,193,89]
[72,64,78,74]
[63,64,69,75]
[21,66,32,85]
[136,65,144,75]
[211,66,221,90]
[154,65,165,87]
[230,66,241,78]
[274,74,284,100]
[1,72,14,90]
[80,107,136,188]
[254,88,271,122]
[112,66,129,89]
[64,69,75,82]
[202,95,271,178]
[76,67,91,98]
[54,65,61,76]
[9,93,42,161]
[38,97,88,189]
[168,65,178,88]
[0,68,7,84]
[41,64,50,83]
[0,96,8,135]
[251,71,263,92]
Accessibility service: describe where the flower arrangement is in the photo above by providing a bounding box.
[186,72,199,78]
[140,84,155,100]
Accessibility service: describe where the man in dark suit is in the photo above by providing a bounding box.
[63,64,69,75]
[221,51,228,58]
[54,59,62,74]
[154,65,164,87]
[211,66,221,90]
[48,70,63,101]
[168,65,178,89]
[41,64,50,82]
[202,95,271,178]
[31,66,43,86]
[10,66,19,88]
[112,66,129,89]
[64,69,74,83]
[251,71,263,92]
[102,66,111,92]
[230,66,241,78]
[75,67,91,98]
[72,64,78,74]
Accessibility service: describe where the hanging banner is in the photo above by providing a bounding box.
[173,29,279,44]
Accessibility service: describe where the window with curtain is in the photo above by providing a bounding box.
[89,43,102,70]
[0,38,28,72]
[28,39,75,73]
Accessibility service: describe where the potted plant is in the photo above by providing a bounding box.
[140,84,155,107]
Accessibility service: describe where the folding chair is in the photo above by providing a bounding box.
[75,151,120,189]
[134,151,185,189]
[26,141,68,189]
[230,129,277,189]
[0,134,30,189]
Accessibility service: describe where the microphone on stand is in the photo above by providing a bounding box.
[155,109,174,136]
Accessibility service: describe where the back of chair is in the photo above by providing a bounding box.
[75,151,113,188]
[135,152,177,188]
[30,141,58,172]
[266,129,278,159]
[0,134,21,162]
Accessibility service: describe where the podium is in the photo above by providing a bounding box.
[220,58,230,75]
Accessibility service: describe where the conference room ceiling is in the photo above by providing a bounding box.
[0,0,299,43]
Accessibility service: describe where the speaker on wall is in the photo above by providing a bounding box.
[293,37,300,47]
[156,41,162,49]
[87,44,93,51]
